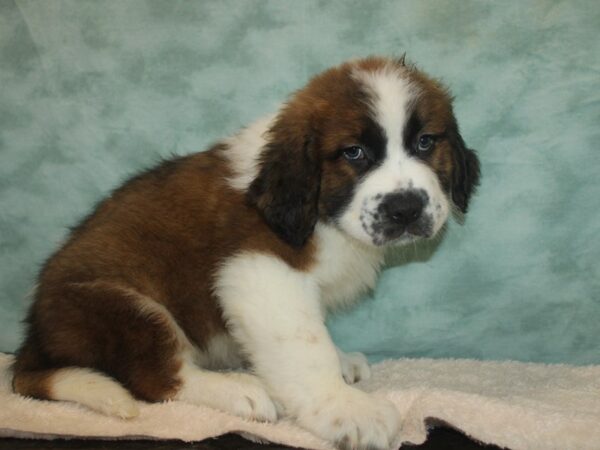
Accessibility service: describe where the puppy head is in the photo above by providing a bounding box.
[248,57,480,248]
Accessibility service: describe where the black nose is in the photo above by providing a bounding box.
[382,191,424,226]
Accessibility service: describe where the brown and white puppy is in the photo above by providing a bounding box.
[13,56,479,450]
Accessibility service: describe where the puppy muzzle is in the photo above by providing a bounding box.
[363,189,435,245]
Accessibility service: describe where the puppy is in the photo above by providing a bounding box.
[13,56,479,450]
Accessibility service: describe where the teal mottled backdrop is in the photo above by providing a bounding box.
[1,0,599,363]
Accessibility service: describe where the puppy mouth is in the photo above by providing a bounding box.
[369,216,435,246]
[359,191,437,246]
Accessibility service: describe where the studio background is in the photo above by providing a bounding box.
[1,0,598,364]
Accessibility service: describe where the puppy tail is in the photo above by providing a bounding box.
[12,365,140,419]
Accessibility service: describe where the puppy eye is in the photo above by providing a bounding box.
[343,146,365,161]
[417,135,435,153]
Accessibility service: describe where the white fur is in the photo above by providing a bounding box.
[225,114,275,191]
[214,251,399,448]
[50,367,139,419]
[195,333,245,370]
[313,223,384,312]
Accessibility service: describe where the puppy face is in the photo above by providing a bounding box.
[249,57,480,247]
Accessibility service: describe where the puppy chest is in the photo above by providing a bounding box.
[312,225,384,311]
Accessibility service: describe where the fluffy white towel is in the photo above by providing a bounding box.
[1,353,598,450]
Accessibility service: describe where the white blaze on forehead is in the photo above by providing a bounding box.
[352,64,416,152]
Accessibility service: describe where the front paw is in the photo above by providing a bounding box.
[297,385,400,450]
[339,350,371,384]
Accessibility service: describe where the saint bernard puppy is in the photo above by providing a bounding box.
[13,56,479,450]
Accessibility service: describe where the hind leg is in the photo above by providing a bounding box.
[48,282,184,399]
[14,281,185,412]
[17,280,277,421]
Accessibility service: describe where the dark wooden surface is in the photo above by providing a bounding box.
[0,427,506,450]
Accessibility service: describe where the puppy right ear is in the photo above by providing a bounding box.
[247,115,320,248]
[449,125,481,214]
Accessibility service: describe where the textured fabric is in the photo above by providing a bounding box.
[1,353,599,450]
[0,1,599,364]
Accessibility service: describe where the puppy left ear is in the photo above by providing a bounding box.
[449,125,481,214]
[247,119,320,248]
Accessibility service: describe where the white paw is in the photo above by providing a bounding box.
[179,371,278,422]
[225,373,278,422]
[98,394,140,419]
[51,367,140,419]
[339,350,371,384]
[297,385,400,450]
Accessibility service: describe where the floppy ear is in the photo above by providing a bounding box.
[247,119,320,248]
[449,125,481,214]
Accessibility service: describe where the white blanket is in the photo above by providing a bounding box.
[1,353,598,450]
